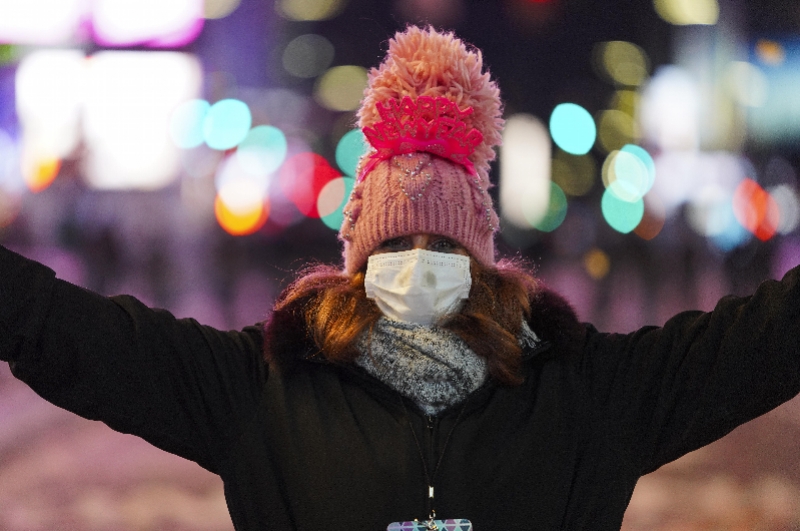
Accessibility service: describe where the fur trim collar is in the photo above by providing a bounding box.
[262,284,584,372]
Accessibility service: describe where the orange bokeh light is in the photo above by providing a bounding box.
[732,178,779,242]
[214,195,269,236]
[24,157,61,193]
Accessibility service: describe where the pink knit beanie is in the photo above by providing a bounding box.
[339,26,504,274]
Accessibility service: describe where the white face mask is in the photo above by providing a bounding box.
[364,249,472,326]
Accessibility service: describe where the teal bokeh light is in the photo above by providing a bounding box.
[335,129,369,177]
[549,103,596,155]
[321,176,355,230]
[530,182,568,232]
[170,99,210,149]
[601,188,644,233]
[236,125,288,176]
[203,99,252,151]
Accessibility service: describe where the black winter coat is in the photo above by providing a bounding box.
[2,244,800,530]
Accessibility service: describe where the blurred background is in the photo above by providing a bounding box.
[2,0,800,529]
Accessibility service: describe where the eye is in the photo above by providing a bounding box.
[376,237,412,252]
[429,237,462,253]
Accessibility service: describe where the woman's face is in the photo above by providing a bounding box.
[370,233,469,256]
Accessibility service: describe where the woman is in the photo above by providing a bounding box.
[3,26,800,531]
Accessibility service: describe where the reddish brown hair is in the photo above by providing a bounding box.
[274,259,539,386]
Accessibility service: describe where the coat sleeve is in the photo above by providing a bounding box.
[579,264,800,474]
[0,245,267,474]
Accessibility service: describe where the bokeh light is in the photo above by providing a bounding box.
[279,152,341,218]
[215,154,270,202]
[634,194,666,241]
[725,61,768,108]
[204,0,241,18]
[83,51,202,190]
[756,39,785,66]
[528,181,568,232]
[283,34,335,79]
[335,129,368,176]
[92,0,204,48]
[549,103,596,155]
[733,178,779,242]
[769,185,799,235]
[602,145,655,203]
[276,0,348,21]
[215,194,268,236]
[16,49,85,161]
[583,248,610,280]
[314,65,368,112]
[0,0,85,45]
[170,99,210,149]
[640,66,700,151]
[500,113,551,230]
[551,150,595,197]
[595,41,649,87]
[610,90,639,116]
[601,188,644,234]
[653,0,719,25]
[235,125,288,177]
[22,154,60,193]
[203,99,252,151]
[318,176,355,230]
[597,110,638,153]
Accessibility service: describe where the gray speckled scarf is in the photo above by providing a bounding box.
[355,318,490,415]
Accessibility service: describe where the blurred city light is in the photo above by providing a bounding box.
[318,176,354,230]
[747,37,800,146]
[725,61,768,108]
[594,41,649,87]
[170,99,211,149]
[276,0,348,21]
[203,0,241,19]
[203,99,252,151]
[583,248,610,280]
[733,178,779,242]
[640,65,700,151]
[314,65,368,111]
[549,103,596,155]
[16,50,85,162]
[770,184,800,235]
[283,33,335,78]
[551,150,595,197]
[279,152,341,218]
[500,113,551,229]
[92,0,203,47]
[597,109,639,153]
[83,51,202,190]
[755,39,785,66]
[602,145,655,203]
[235,125,288,177]
[633,194,665,240]
[0,0,85,45]
[529,181,568,232]
[215,193,268,235]
[653,0,719,25]
[335,129,368,176]
[601,188,644,234]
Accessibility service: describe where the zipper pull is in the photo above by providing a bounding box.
[426,415,435,431]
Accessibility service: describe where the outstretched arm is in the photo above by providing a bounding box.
[580,264,800,474]
[0,245,267,474]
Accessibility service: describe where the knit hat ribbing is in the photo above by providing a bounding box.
[339,26,503,274]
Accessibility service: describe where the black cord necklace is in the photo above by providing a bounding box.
[399,399,471,530]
